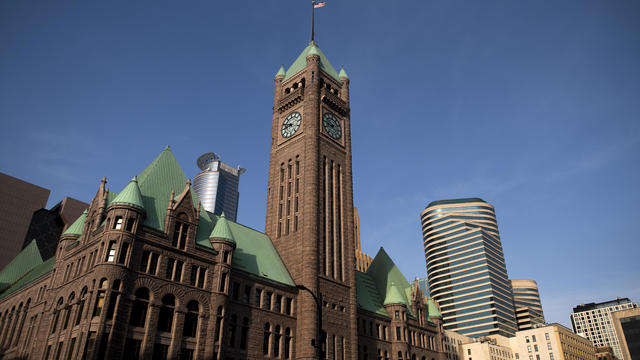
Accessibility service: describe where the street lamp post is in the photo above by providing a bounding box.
[296,284,323,359]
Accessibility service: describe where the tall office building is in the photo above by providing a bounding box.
[511,279,545,330]
[611,307,640,360]
[421,198,517,338]
[571,298,639,360]
[192,152,245,222]
[0,172,50,269]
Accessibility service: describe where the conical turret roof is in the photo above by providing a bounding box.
[210,212,235,244]
[338,66,349,79]
[275,65,286,78]
[284,41,341,82]
[111,177,145,211]
[62,209,88,236]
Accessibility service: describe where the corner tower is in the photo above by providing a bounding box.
[265,41,357,359]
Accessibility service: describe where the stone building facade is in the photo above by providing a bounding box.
[0,40,446,360]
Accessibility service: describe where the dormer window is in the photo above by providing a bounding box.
[114,217,123,230]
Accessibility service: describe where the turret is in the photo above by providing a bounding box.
[209,213,236,296]
[339,66,350,102]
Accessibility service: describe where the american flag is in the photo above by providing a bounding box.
[314,2,326,8]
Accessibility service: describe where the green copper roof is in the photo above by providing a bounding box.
[111,177,145,210]
[275,65,286,78]
[355,271,390,318]
[0,240,44,293]
[365,247,415,317]
[210,213,235,244]
[426,198,487,208]
[338,66,349,79]
[0,257,55,300]
[284,41,341,82]
[427,297,441,318]
[135,147,198,231]
[384,282,407,305]
[62,209,88,236]
[207,215,294,286]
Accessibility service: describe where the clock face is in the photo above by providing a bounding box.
[322,113,342,139]
[281,112,302,138]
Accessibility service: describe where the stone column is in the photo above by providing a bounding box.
[141,303,160,359]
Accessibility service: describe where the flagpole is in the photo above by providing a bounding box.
[311,0,315,42]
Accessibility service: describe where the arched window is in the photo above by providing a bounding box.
[51,298,64,333]
[106,280,121,320]
[240,317,249,350]
[274,325,281,357]
[263,322,271,355]
[93,278,108,317]
[412,355,416,360]
[158,294,175,332]
[183,300,199,337]
[62,293,74,330]
[75,287,88,325]
[285,327,292,359]
[129,288,150,327]
[398,351,403,360]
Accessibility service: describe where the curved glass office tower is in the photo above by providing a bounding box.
[420,198,517,337]
[193,152,245,221]
[511,279,545,330]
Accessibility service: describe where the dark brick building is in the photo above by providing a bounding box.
[0,41,445,360]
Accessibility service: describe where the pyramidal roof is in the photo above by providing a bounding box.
[338,66,349,79]
[384,282,406,305]
[110,177,145,210]
[427,297,441,318]
[364,247,415,317]
[284,41,341,82]
[210,213,235,244]
[62,209,88,236]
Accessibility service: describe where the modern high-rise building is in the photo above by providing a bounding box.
[192,152,245,222]
[353,207,372,272]
[0,172,50,269]
[611,307,640,360]
[421,198,517,338]
[571,298,639,360]
[511,279,545,330]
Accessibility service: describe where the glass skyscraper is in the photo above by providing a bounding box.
[193,152,245,222]
[420,198,517,337]
[510,279,545,330]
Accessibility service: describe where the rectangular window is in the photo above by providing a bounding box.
[532,335,537,342]
[153,343,169,360]
[275,294,282,313]
[166,258,175,279]
[265,292,272,310]
[124,338,141,360]
[232,282,240,301]
[117,242,129,264]
[396,327,402,341]
[547,343,552,350]
[243,286,251,304]
[126,217,136,232]
[114,216,123,230]
[549,354,554,360]
[105,241,117,262]
[255,289,262,307]
[219,272,228,292]
[545,333,550,341]
[286,297,293,315]
[534,345,538,352]
[197,267,206,288]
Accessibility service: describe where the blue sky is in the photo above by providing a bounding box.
[1,1,639,327]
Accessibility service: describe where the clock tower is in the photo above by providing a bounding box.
[265,41,357,359]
